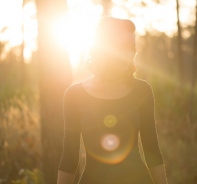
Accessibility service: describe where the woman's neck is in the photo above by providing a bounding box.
[93,73,131,89]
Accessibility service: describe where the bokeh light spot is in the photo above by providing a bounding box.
[101,134,120,151]
[104,115,117,128]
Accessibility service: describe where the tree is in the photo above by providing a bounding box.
[102,0,111,16]
[176,0,184,81]
[189,2,197,124]
[36,0,71,183]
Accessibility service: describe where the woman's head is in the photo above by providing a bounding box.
[88,17,137,81]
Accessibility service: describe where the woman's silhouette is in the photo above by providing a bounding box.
[57,17,168,184]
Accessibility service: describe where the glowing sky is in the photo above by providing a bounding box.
[0,0,196,65]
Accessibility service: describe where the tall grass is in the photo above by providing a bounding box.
[1,40,197,183]
[0,90,44,184]
[145,73,197,184]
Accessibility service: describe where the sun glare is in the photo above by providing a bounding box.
[0,0,196,67]
[52,3,102,68]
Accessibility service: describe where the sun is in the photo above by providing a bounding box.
[52,5,102,69]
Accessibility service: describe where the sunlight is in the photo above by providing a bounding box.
[53,12,99,54]
[0,0,37,63]
[0,0,23,46]
[0,0,196,68]
[110,6,129,19]
[0,0,22,30]
[23,1,37,51]
[23,47,32,63]
[52,2,102,68]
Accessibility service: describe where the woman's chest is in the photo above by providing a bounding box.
[78,99,140,132]
[78,98,141,161]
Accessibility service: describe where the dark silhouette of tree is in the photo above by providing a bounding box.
[0,27,8,62]
[189,2,197,124]
[176,0,184,81]
[20,0,25,87]
[102,0,111,16]
[36,0,71,183]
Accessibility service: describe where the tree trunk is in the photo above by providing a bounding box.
[102,0,111,16]
[21,0,25,87]
[176,0,184,82]
[189,2,197,124]
[36,0,71,183]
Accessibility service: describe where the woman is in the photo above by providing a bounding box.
[57,17,168,184]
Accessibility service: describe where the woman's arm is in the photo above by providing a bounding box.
[149,164,168,184]
[139,81,168,184]
[57,170,75,184]
[57,85,81,184]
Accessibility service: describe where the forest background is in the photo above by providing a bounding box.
[0,0,197,184]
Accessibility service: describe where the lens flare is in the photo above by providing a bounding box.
[101,134,120,151]
[104,115,117,128]
[86,129,135,164]
[85,127,137,165]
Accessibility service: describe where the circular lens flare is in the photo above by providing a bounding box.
[101,134,120,151]
[104,115,117,128]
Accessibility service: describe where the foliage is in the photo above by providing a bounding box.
[0,72,42,183]
[1,19,197,184]
[144,73,197,184]
[11,169,45,184]
[133,32,197,183]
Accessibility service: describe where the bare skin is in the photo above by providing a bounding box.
[57,170,75,184]
[149,164,168,184]
[81,74,133,100]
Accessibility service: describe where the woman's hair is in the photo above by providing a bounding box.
[87,17,137,77]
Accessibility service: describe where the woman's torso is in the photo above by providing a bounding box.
[74,78,154,184]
